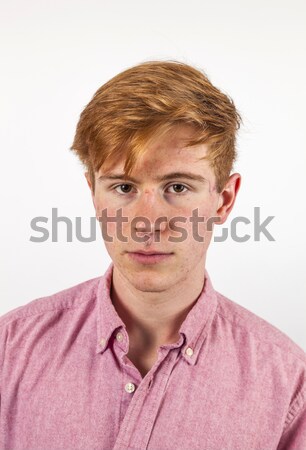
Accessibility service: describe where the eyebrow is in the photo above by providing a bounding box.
[98,172,209,184]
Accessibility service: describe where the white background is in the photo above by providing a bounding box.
[0,0,305,349]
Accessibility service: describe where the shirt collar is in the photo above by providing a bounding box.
[178,269,218,365]
[96,263,218,365]
[96,262,126,355]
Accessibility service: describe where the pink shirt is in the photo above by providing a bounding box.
[0,263,305,450]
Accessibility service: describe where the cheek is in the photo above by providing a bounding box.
[165,205,214,247]
[95,197,218,246]
[93,199,121,246]
[185,204,217,246]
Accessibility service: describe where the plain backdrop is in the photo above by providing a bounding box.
[0,0,305,350]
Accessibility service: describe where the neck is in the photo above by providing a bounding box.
[111,263,206,349]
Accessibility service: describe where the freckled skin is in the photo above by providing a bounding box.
[88,126,238,295]
[86,125,240,375]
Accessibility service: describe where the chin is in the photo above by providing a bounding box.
[129,273,172,293]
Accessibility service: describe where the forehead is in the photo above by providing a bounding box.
[98,125,212,178]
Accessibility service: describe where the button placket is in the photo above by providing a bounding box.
[113,346,180,450]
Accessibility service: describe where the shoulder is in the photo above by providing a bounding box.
[0,275,105,394]
[214,290,306,363]
[0,276,101,331]
[213,290,306,439]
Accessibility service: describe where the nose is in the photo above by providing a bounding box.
[132,189,168,234]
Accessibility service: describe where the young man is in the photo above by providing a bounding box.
[0,61,305,450]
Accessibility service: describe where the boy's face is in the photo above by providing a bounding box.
[86,125,240,293]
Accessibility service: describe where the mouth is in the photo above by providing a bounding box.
[130,250,172,255]
[127,251,174,264]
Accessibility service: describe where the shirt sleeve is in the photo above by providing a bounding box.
[0,324,8,407]
[0,326,4,397]
[277,390,306,450]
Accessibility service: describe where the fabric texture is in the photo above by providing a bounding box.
[0,263,305,450]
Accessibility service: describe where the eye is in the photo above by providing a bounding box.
[167,183,189,194]
[113,184,135,194]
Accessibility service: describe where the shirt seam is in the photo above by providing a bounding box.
[0,327,9,395]
[0,294,97,333]
[281,389,306,435]
[215,309,306,365]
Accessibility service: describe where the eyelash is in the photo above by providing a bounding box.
[112,183,189,195]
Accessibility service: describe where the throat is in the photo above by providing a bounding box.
[126,329,181,378]
[126,348,158,378]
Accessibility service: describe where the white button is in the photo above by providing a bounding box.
[99,338,106,348]
[116,332,123,342]
[125,382,136,394]
[186,347,194,357]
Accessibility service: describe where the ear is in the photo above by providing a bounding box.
[215,173,241,225]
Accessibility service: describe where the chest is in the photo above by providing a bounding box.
[1,341,287,450]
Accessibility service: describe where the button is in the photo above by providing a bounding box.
[186,347,194,357]
[125,382,136,394]
[99,338,106,348]
[116,332,123,342]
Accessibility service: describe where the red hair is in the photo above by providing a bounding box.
[71,60,242,193]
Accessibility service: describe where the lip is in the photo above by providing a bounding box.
[127,251,173,264]
[130,251,171,255]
